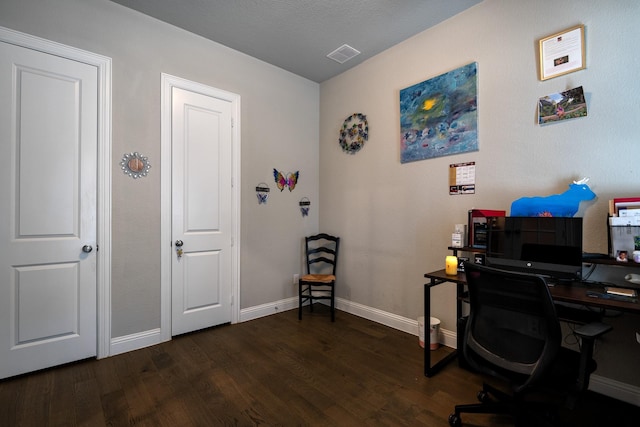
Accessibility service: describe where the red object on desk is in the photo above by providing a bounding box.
[468,209,505,247]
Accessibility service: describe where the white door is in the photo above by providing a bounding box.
[170,86,233,335]
[0,42,98,379]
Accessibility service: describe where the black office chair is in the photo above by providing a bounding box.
[298,233,340,322]
[449,263,611,427]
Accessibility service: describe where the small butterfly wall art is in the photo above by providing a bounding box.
[255,183,270,205]
[299,197,310,217]
[273,169,299,192]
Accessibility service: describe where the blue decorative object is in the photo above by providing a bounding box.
[510,178,596,217]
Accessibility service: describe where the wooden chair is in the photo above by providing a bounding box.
[298,233,340,322]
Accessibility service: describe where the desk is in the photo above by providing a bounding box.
[423,269,466,377]
[423,269,640,377]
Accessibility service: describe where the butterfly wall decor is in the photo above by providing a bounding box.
[257,193,268,204]
[273,169,299,192]
[255,183,270,205]
[299,197,311,217]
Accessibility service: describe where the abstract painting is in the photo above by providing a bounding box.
[400,62,478,163]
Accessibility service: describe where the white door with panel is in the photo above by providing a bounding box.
[0,42,98,379]
[171,86,233,336]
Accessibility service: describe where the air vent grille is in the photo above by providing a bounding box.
[327,44,361,64]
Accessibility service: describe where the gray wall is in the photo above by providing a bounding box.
[0,0,320,337]
[319,0,640,387]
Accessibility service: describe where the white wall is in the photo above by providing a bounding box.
[0,0,320,337]
[320,0,640,389]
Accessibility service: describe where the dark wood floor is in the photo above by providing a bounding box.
[1,305,639,426]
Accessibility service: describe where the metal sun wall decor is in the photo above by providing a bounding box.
[255,183,270,205]
[120,152,151,178]
[339,113,368,154]
[399,62,478,163]
[273,168,299,192]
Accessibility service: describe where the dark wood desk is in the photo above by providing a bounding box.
[423,269,640,377]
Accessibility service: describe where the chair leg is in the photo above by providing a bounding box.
[483,383,512,402]
[330,285,335,322]
[299,283,337,321]
[298,282,303,320]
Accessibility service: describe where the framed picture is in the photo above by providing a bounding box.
[538,25,585,81]
[399,62,478,163]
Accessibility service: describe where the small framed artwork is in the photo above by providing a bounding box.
[538,25,585,81]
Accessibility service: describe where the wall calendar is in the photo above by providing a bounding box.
[449,162,475,195]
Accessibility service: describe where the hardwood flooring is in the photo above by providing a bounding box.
[1,305,639,426]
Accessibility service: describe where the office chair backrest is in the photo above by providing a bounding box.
[463,263,562,393]
[305,233,340,276]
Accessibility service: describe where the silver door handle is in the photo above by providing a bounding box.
[175,240,183,247]
[82,245,93,253]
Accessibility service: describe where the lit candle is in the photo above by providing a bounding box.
[445,256,458,275]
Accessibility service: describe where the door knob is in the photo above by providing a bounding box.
[82,245,93,253]
[175,240,183,247]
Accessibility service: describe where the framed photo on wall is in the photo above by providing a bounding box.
[538,25,585,81]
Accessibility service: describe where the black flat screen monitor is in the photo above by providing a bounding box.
[485,216,583,282]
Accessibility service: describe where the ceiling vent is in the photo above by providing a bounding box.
[327,44,361,64]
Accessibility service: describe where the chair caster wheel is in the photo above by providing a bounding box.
[448,413,461,427]
[477,390,491,403]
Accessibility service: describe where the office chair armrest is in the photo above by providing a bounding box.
[573,322,612,340]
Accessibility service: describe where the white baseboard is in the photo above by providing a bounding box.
[335,297,459,349]
[239,296,457,345]
[109,298,302,356]
[589,374,640,407]
[440,327,458,349]
[335,297,418,335]
[110,328,163,356]
[239,296,299,322]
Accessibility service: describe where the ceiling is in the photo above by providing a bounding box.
[110,0,482,83]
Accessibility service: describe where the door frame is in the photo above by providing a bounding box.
[0,26,112,358]
[160,73,241,341]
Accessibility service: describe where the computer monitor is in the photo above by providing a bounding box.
[485,216,583,282]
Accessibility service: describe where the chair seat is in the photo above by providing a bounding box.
[300,274,335,283]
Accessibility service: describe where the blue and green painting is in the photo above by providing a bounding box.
[400,62,478,163]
